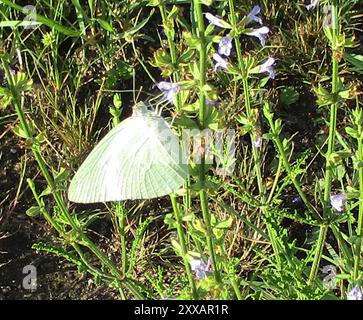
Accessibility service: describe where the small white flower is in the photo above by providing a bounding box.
[306,0,320,11]
[347,285,363,300]
[157,81,180,104]
[190,258,211,280]
[205,13,231,29]
[258,57,276,79]
[322,265,338,290]
[213,53,229,72]
[253,135,262,148]
[330,193,346,212]
[218,35,233,57]
[247,5,263,25]
[246,26,270,47]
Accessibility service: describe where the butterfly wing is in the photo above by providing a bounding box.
[68,114,187,203]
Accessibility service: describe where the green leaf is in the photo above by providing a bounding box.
[13,123,31,139]
[345,127,358,139]
[146,0,161,6]
[54,168,69,185]
[182,214,193,222]
[26,206,41,217]
[183,32,200,49]
[32,242,87,272]
[177,49,195,65]
[113,94,122,109]
[314,86,334,107]
[120,13,153,39]
[163,213,176,228]
[201,0,213,5]
[344,53,363,74]
[214,217,233,229]
[279,87,300,106]
[97,19,114,33]
[205,107,221,130]
[167,5,179,20]
[39,186,51,198]
[171,239,182,256]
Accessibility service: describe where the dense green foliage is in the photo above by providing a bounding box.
[1,0,363,300]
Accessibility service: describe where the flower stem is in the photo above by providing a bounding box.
[170,195,198,299]
[268,121,320,221]
[193,0,222,284]
[229,0,282,269]
[308,1,340,284]
[353,109,363,281]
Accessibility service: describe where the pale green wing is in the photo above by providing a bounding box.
[68,114,188,203]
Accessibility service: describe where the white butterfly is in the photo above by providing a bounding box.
[68,102,188,203]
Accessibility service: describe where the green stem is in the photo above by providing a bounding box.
[308,225,329,285]
[229,0,283,268]
[308,1,339,284]
[193,0,221,284]
[267,159,283,204]
[170,195,198,299]
[353,117,363,281]
[230,277,243,300]
[200,190,221,282]
[159,3,199,296]
[158,3,182,111]
[193,2,207,126]
[116,203,128,275]
[270,125,320,221]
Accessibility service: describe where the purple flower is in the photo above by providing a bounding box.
[218,35,233,57]
[306,0,320,11]
[330,193,346,212]
[190,258,212,280]
[204,13,231,29]
[347,285,363,300]
[259,57,276,79]
[213,53,229,72]
[247,5,263,25]
[157,81,180,104]
[246,26,270,47]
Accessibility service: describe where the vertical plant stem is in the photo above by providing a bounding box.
[159,4,200,295]
[228,0,282,269]
[308,1,339,284]
[116,203,128,275]
[268,125,320,220]
[200,189,221,282]
[193,0,221,284]
[230,276,243,300]
[170,195,198,299]
[353,115,363,281]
